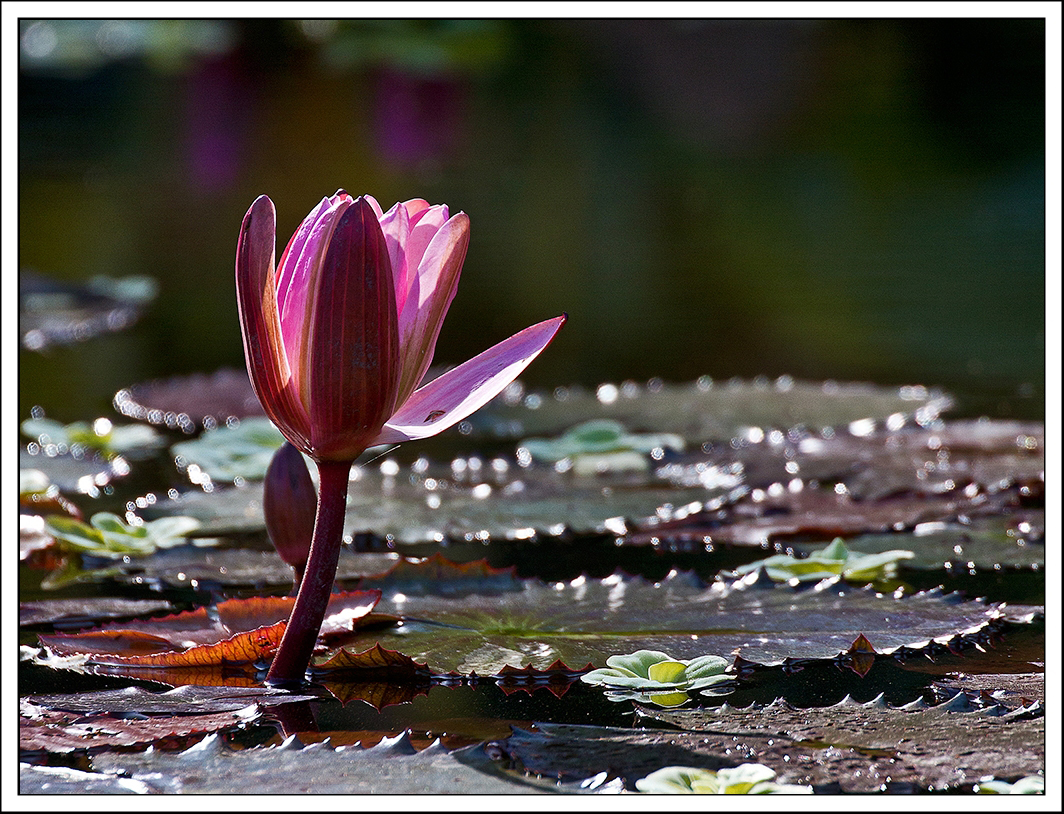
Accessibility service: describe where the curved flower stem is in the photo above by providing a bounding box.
[266,459,352,687]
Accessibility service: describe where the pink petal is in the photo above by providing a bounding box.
[305,197,401,462]
[371,314,567,445]
[235,195,312,450]
[393,211,469,405]
[277,193,353,392]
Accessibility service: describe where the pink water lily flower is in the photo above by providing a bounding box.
[237,191,565,462]
[235,190,564,684]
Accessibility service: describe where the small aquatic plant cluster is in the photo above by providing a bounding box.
[581,649,733,707]
[731,536,914,584]
[973,774,1044,794]
[43,512,202,558]
[234,190,564,683]
[636,763,813,794]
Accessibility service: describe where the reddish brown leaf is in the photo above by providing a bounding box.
[37,591,382,670]
[313,643,429,677]
[91,621,287,667]
[844,633,879,678]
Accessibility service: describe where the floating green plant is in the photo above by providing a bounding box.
[170,417,286,482]
[731,537,914,584]
[580,649,732,706]
[519,418,684,475]
[635,763,813,794]
[44,512,202,559]
[21,417,164,459]
[974,775,1044,794]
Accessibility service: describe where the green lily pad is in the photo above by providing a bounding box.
[171,417,287,483]
[520,419,685,475]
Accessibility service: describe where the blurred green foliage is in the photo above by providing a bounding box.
[19,19,1045,422]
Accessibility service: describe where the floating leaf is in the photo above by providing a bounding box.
[635,763,812,794]
[507,687,1044,792]
[312,643,429,677]
[974,775,1045,794]
[20,270,157,350]
[24,684,317,717]
[149,453,735,544]
[835,512,1045,571]
[88,732,569,794]
[37,591,382,672]
[19,447,130,496]
[329,562,1039,675]
[630,481,1023,548]
[519,419,684,475]
[105,544,400,591]
[21,416,164,460]
[113,368,266,431]
[171,417,287,483]
[731,537,914,584]
[19,597,173,629]
[469,378,952,442]
[43,512,202,559]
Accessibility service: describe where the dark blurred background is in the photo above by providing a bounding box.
[18,18,1047,424]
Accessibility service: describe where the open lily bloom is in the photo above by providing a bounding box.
[236,190,565,463]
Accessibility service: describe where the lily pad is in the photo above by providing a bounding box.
[19,447,130,497]
[146,455,736,544]
[581,650,734,707]
[635,762,812,794]
[103,544,400,591]
[43,512,203,559]
[500,690,1044,792]
[37,591,383,669]
[87,732,569,794]
[20,271,157,350]
[831,512,1045,571]
[113,368,266,432]
[330,565,1039,675]
[19,597,174,629]
[519,419,685,475]
[21,416,165,460]
[468,377,952,442]
[170,417,287,484]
